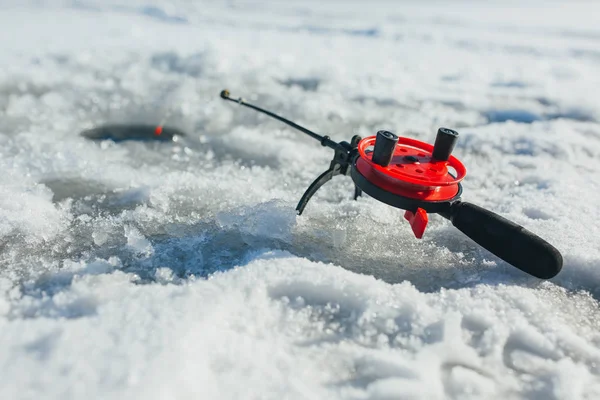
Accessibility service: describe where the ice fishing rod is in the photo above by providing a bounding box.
[220,89,563,279]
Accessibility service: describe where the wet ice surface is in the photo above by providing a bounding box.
[1,1,600,399]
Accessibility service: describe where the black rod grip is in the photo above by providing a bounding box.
[445,202,562,279]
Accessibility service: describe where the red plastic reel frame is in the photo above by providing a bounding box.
[356,135,467,239]
[356,136,466,201]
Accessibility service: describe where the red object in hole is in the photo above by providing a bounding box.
[155,126,163,136]
[404,208,428,239]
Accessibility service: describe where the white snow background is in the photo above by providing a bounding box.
[1,0,600,399]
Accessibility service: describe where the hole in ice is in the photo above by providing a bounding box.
[280,78,321,92]
[484,109,541,124]
[484,108,596,124]
[490,80,528,88]
[80,124,185,142]
[42,178,109,203]
[523,208,553,221]
[150,52,203,76]
[138,6,188,24]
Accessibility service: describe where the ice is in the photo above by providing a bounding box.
[124,225,154,257]
[1,0,600,399]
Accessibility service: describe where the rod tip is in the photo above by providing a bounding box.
[220,89,230,99]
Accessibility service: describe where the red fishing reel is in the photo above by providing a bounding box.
[221,89,563,279]
[350,129,466,238]
[295,128,467,239]
[355,135,465,197]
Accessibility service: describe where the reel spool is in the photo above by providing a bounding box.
[356,130,465,197]
[220,89,563,279]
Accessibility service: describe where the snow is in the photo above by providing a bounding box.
[1,0,600,398]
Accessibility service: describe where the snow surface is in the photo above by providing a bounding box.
[1,0,600,398]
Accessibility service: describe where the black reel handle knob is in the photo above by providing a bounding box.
[432,127,459,161]
[372,130,399,167]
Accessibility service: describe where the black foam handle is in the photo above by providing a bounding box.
[445,202,562,279]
